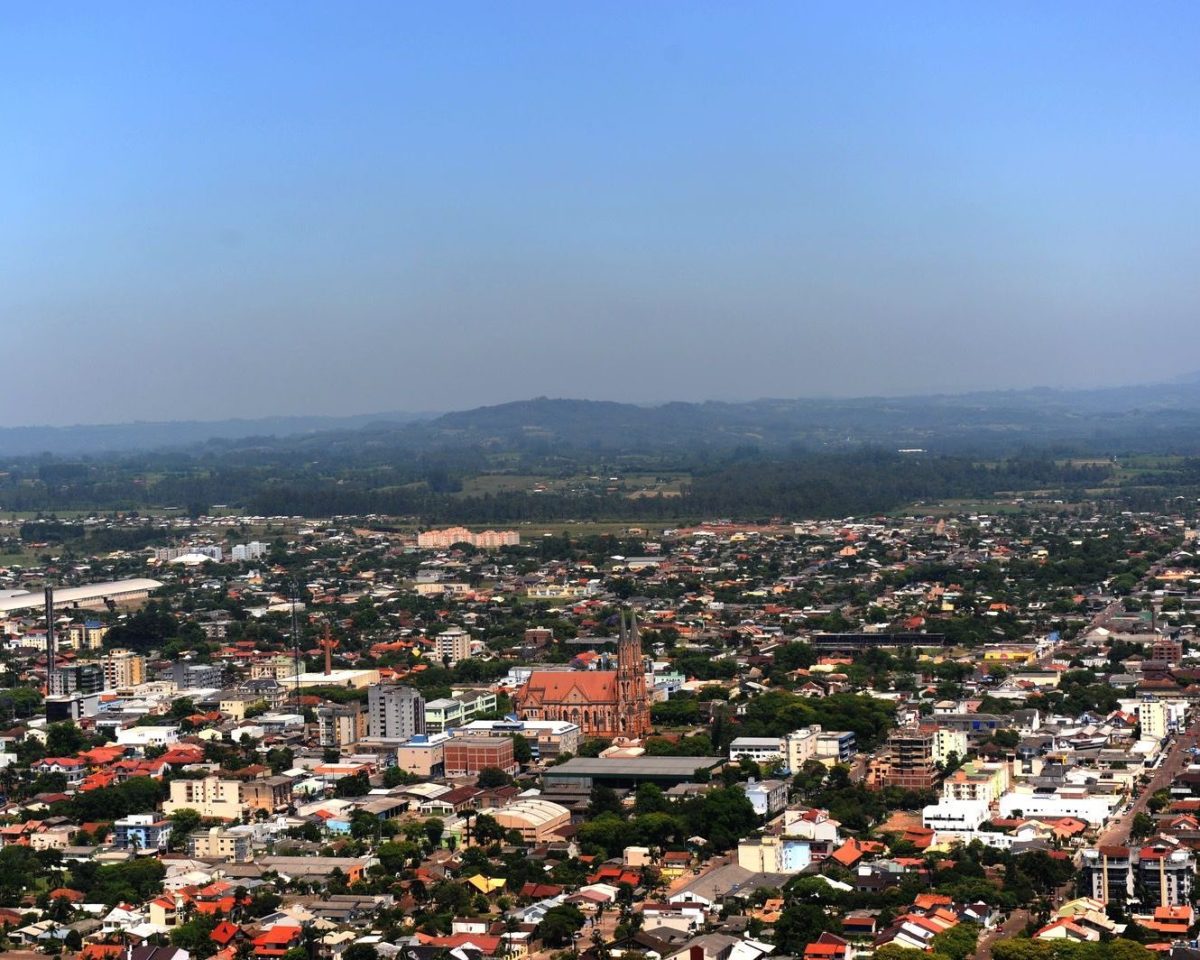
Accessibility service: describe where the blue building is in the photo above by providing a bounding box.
[113,814,171,851]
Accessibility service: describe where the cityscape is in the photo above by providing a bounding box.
[5,4,1200,960]
[0,503,1195,960]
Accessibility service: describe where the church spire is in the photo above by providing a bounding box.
[616,607,650,740]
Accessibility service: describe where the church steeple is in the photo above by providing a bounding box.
[616,609,650,740]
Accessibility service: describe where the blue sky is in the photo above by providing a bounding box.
[3,2,1199,424]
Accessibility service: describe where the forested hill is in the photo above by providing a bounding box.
[404,386,1200,456]
[7,375,1200,458]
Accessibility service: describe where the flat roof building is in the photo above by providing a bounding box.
[542,756,725,790]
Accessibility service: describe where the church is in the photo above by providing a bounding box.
[514,612,651,741]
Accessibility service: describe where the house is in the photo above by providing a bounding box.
[1034,918,1099,943]
[804,933,853,960]
[253,926,303,959]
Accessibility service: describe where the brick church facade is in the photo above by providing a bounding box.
[515,612,650,740]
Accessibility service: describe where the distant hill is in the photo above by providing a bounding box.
[0,411,434,457]
[6,375,1200,458]
[400,381,1200,455]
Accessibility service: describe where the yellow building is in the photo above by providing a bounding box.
[104,649,146,688]
[163,777,244,820]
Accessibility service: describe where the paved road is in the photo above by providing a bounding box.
[976,908,1031,960]
[1096,716,1200,847]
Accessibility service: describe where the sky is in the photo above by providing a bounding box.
[3,2,1200,425]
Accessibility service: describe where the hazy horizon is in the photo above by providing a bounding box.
[5,2,1199,426]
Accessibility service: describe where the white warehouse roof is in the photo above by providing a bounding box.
[0,578,164,615]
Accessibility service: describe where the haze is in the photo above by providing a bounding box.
[4,2,1200,427]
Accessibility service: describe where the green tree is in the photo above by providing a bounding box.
[45,722,86,757]
[931,923,980,960]
[509,734,533,764]
[538,904,585,947]
[171,914,218,959]
[168,809,202,851]
[477,767,512,789]
[342,946,379,960]
[589,785,623,818]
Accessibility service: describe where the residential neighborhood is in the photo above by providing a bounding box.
[0,507,1198,960]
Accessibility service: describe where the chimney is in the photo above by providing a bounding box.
[44,587,55,694]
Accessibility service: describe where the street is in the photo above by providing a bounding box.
[1095,716,1200,847]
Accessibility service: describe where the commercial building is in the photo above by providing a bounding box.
[45,693,101,723]
[367,685,426,741]
[455,718,580,761]
[396,734,450,778]
[477,799,570,842]
[425,691,496,733]
[998,786,1119,826]
[542,756,725,791]
[922,800,990,837]
[0,578,163,616]
[443,736,517,777]
[729,738,785,765]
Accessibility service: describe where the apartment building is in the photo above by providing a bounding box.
[113,814,170,852]
[104,648,146,688]
[241,776,294,813]
[50,662,105,697]
[367,684,426,741]
[1082,845,1195,906]
[64,620,108,651]
[869,728,937,791]
[318,702,367,748]
[163,777,244,820]
[188,826,252,861]
[432,627,472,666]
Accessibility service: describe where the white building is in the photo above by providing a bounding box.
[997,787,1119,826]
[923,800,990,837]
[932,727,969,765]
[729,737,785,765]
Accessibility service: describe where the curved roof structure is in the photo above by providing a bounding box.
[0,578,164,615]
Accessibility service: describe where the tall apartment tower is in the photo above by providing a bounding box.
[367,685,427,740]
